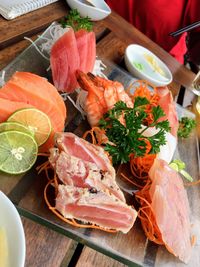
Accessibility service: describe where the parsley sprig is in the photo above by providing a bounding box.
[178,117,196,138]
[61,9,93,31]
[99,98,170,164]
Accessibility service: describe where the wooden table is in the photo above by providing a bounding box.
[0,1,199,266]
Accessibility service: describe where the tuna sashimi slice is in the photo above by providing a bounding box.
[56,185,137,233]
[50,27,80,93]
[75,29,96,73]
[149,159,191,263]
[50,149,125,202]
[155,87,179,137]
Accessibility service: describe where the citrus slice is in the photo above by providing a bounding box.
[7,108,52,146]
[0,227,8,267]
[0,130,38,174]
[0,121,33,136]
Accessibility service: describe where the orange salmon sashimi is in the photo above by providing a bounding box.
[76,70,133,127]
[0,72,67,152]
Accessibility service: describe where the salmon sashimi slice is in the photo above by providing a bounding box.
[49,149,125,202]
[149,159,191,263]
[56,185,137,233]
[0,72,67,152]
[0,98,32,122]
[50,28,80,93]
[0,72,66,130]
[155,87,179,137]
[10,72,66,118]
[75,29,96,73]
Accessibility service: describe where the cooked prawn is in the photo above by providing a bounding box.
[76,70,133,127]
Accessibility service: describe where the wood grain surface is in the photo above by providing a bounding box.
[0,1,198,267]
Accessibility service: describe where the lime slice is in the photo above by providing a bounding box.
[0,121,33,136]
[0,130,38,174]
[7,108,52,146]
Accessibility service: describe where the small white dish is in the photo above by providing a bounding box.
[0,191,26,267]
[125,44,172,87]
[66,0,111,21]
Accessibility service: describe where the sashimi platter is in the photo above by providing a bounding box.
[0,10,199,267]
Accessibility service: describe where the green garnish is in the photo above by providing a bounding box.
[60,9,93,31]
[99,98,170,164]
[178,117,196,138]
[133,62,144,71]
[169,159,193,182]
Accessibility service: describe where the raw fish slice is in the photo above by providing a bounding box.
[0,98,32,122]
[0,72,66,118]
[55,132,115,177]
[56,185,137,233]
[11,72,66,117]
[0,72,67,152]
[0,73,65,131]
[50,150,125,202]
[50,28,80,93]
[149,159,191,263]
[155,87,179,137]
[75,29,96,72]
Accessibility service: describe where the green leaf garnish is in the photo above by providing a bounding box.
[99,98,170,164]
[60,9,93,31]
[169,159,193,182]
[178,117,196,138]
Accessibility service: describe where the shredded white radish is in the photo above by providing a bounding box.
[92,58,107,78]
[0,70,5,87]
[24,37,50,61]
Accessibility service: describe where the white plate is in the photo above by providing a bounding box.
[0,191,26,267]
[66,0,111,21]
[125,44,172,86]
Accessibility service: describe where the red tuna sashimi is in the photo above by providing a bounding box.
[155,87,179,137]
[149,159,191,263]
[75,29,96,72]
[56,185,137,233]
[49,149,125,202]
[50,28,80,93]
[55,132,115,176]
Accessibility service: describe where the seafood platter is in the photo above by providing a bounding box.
[0,11,199,267]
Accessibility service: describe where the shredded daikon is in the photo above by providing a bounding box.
[0,71,5,87]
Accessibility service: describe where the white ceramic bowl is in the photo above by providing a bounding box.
[125,44,172,87]
[66,0,111,21]
[0,191,26,267]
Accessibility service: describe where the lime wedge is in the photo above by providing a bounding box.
[7,108,52,146]
[0,121,33,136]
[0,130,38,174]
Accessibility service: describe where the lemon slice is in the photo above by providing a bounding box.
[7,108,52,146]
[0,121,33,136]
[0,227,8,267]
[0,130,38,174]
